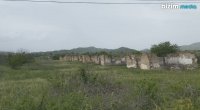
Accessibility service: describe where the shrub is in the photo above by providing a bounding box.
[134,79,163,110]
[7,52,34,69]
[196,54,200,64]
[79,67,88,84]
[0,54,7,65]
[170,81,200,109]
[174,98,193,110]
[52,55,60,60]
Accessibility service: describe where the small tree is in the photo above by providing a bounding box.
[7,50,34,69]
[52,55,60,60]
[150,41,179,64]
[196,52,200,64]
[0,54,7,65]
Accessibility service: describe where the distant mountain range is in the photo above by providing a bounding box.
[53,42,200,55]
[0,51,10,55]
[180,42,200,51]
[44,46,139,56]
[1,42,200,55]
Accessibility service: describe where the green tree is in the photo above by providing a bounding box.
[151,41,179,64]
[7,50,34,69]
[0,54,7,65]
[52,55,60,60]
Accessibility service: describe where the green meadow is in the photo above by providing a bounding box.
[0,59,200,110]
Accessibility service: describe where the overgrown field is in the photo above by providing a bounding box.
[0,60,200,110]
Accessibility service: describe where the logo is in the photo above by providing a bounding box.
[161,3,197,9]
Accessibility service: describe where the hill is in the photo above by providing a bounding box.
[180,42,200,50]
[33,46,139,56]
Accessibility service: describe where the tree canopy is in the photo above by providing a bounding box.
[150,41,179,57]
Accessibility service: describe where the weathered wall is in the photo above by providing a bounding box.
[99,55,112,65]
[125,52,197,70]
[165,52,198,69]
[91,56,100,64]
[59,52,198,70]
[126,55,137,68]
[72,56,79,61]
[149,54,163,69]
[111,59,121,65]
[138,54,150,70]
[121,57,126,65]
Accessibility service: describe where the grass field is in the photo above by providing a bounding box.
[0,59,200,110]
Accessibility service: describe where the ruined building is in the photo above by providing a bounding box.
[165,52,198,69]
[59,52,198,70]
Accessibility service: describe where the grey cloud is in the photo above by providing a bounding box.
[0,0,200,52]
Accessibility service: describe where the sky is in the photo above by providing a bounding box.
[0,0,200,52]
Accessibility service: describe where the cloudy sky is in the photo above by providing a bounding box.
[0,0,200,52]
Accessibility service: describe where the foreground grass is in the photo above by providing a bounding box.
[0,60,200,110]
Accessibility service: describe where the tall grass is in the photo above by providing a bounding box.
[0,60,200,110]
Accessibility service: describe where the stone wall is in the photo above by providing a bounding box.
[99,55,112,65]
[125,52,198,70]
[91,56,100,64]
[111,57,126,65]
[138,54,151,70]
[125,55,137,68]
[59,52,198,70]
[165,52,198,69]
[125,54,163,70]
[148,54,163,69]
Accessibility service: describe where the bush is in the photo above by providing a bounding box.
[7,52,34,69]
[196,55,200,64]
[52,55,60,60]
[170,81,200,109]
[134,79,163,110]
[0,54,7,65]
